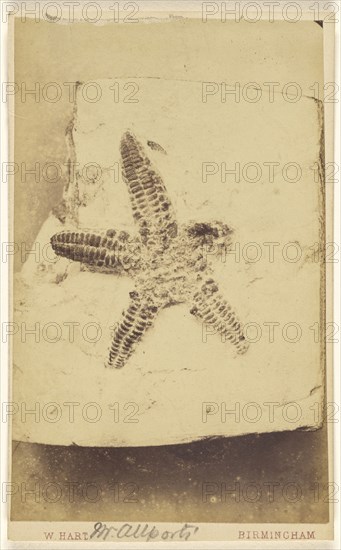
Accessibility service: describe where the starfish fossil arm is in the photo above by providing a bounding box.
[107,292,159,369]
[120,131,178,248]
[51,228,141,272]
[184,221,233,250]
[190,279,249,355]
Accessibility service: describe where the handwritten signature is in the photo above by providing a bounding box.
[90,521,199,542]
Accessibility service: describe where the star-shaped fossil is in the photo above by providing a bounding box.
[51,131,249,368]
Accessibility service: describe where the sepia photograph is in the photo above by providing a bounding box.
[1,0,339,545]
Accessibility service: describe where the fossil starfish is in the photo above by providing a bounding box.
[51,131,249,368]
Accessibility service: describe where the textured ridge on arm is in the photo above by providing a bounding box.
[190,279,249,354]
[107,292,159,369]
[120,131,177,248]
[51,229,140,272]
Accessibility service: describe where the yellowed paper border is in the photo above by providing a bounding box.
[2,0,339,546]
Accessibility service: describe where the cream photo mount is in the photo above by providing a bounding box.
[5,1,337,545]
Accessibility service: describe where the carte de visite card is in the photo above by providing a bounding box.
[3,0,336,545]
